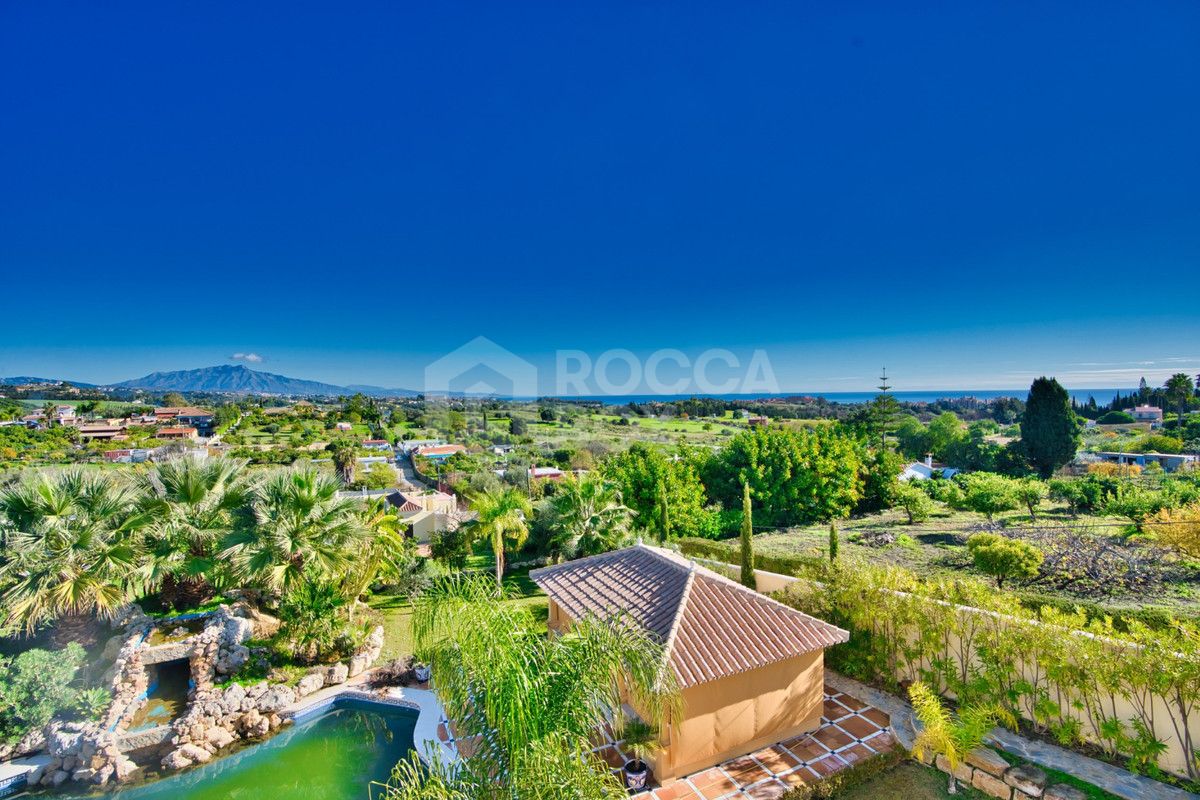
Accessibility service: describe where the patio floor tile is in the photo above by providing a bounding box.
[839,714,882,740]
[744,779,788,799]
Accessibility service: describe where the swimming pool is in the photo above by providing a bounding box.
[63,699,416,800]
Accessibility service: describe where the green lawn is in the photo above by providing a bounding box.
[839,762,986,799]
[369,561,548,663]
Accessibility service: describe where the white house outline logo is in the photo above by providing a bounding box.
[423,336,538,399]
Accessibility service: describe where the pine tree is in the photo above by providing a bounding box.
[739,483,755,589]
[829,520,840,562]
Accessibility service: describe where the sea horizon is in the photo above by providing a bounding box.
[551,387,1129,406]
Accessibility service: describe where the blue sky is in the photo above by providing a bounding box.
[2,2,1198,394]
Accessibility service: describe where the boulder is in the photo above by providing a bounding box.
[296,672,325,697]
[222,682,247,712]
[72,767,96,783]
[256,684,296,713]
[162,750,193,771]
[51,770,71,788]
[1004,764,1047,797]
[348,654,370,678]
[324,663,349,687]
[179,743,212,764]
[216,644,251,674]
[1044,786,1088,800]
[966,747,1010,777]
[206,726,236,750]
[971,768,1013,799]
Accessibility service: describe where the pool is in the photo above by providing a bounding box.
[62,699,416,800]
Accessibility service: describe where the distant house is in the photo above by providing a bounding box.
[362,439,393,451]
[747,416,769,428]
[1095,451,1196,473]
[155,407,215,436]
[899,455,960,481]
[157,427,198,440]
[103,448,151,463]
[1128,405,1164,425]
[384,489,458,542]
[335,421,353,431]
[530,466,565,480]
[78,424,127,441]
[414,443,466,461]
[398,438,445,453]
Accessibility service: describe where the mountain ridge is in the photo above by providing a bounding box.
[102,365,417,397]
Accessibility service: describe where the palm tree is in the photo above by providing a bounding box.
[1165,373,1195,433]
[381,574,679,800]
[339,497,411,620]
[547,475,632,561]
[219,465,368,595]
[0,469,145,645]
[327,440,357,486]
[909,682,1015,794]
[135,456,250,610]
[471,487,532,590]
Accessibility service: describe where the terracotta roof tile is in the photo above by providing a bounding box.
[530,544,848,688]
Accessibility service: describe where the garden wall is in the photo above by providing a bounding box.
[691,555,1200,782]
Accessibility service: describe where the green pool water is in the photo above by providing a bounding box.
[65,700,416,800]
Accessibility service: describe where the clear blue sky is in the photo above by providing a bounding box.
[2,2,1198,394]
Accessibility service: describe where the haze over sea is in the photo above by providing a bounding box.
[559,388,1126,406]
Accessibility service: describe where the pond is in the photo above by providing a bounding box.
[64,700,416,800]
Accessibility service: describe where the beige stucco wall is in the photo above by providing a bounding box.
[652,650,824,781]
[547,599,825,782]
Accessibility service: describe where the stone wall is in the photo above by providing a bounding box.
[917,745,1087,800]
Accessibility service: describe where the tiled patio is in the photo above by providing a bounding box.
[611,683,896,799]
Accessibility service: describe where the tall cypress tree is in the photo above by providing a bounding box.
[1020,377,1080,478]
[739,483,755,589]
[829,520,840,562]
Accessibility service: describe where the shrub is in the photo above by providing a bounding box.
[967,533,1044,588]
[958,473,1022,520]
[895,483,934,523]
[1097,411,1135,425]
[780,748,904,799]
[0,644,90,746]
[1130,435,1184,455]
[430,527,471,569]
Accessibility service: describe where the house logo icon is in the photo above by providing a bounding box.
[423,337,538,399]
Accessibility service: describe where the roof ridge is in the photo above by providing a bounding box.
[656,563,696,689]
[687,559,850,638]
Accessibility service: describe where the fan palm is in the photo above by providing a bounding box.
[381,574,678,800]
[134,456,250,610]
[0,469,146,644]
[547,474,633,561]
[219,465,367,595]
[470,487,532,590]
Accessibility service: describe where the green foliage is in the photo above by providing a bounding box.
[469,487,532,589]
[967,533,1044,588]
[383,574,679,800]
[277,580,350,663]
[1105,485,1170,531]
[543,474,633,561]
[857,448,904,513]
[740,483,755,588]
[618,718,658,767]
[957,473,1022,520]
[909,681,1015,771]
[1020,377,1080,477]
[703,426,864,526]
[1097,411,1135,425]
[0,644,89,745]
[1015,478,1048,520]
[828,520,840,562]
[895,483,934,524]
[602,443,713,540]
[430,527,471,570]
[363,462,398,489]
[779,748,905,799]
[781,559,1200,782]
[1129,434,1184,454]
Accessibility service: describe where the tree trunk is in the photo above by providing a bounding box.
[173,576,214,611]
[50,610,103,648]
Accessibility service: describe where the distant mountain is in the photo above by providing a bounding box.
[0,376,96,388]
[112,365,416,397]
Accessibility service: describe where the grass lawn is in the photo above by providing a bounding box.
[839,762,986,799]
[369,562,548,663]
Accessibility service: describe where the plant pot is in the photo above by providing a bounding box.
[413,663,431,683]
[624,760,649,790]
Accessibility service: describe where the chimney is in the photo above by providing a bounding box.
[925,453,933,468]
